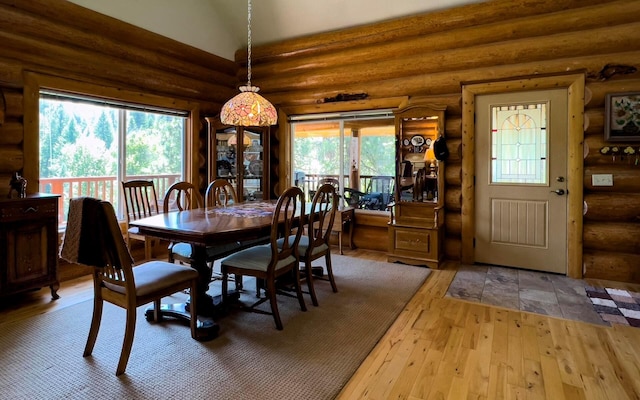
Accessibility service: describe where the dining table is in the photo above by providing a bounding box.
[130,200,303,340]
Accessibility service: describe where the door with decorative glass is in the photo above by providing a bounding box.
[475,89,568,273]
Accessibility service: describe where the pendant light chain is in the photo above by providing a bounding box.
[247,0,252,88]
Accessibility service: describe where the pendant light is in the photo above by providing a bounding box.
[220,0,277,127]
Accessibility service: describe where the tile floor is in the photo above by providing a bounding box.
[445,264,607,326]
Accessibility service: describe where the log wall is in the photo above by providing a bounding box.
[0,0,237,196]
[243,0,640,282]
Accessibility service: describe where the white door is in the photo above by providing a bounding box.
[475,89,568,273]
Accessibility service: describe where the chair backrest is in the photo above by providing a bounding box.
[61,197,135,295]
[308,183,338,252]
[269,186,305,268]
[121,180,159,223]
[318,177,340,191]
[163,181,203,213]
[205,179,238,209]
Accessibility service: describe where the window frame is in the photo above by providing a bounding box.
[23,72,200,220]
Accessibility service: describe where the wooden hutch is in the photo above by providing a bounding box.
[388,103,446,268]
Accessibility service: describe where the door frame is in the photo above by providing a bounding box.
[460,74,585,278]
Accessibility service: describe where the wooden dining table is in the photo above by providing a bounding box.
[130,200,299,340]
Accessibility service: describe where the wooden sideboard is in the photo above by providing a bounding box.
[0,194,60,299]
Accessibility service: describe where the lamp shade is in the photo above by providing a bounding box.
[424,142,436,162]
[220,85,277,127]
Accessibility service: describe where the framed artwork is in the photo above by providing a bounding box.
[605,92,640,141]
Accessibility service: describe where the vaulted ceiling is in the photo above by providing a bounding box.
[67,0,483,60]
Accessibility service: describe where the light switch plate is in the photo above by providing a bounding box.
[592,174,613,186]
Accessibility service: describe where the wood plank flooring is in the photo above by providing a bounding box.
[2,248,640,399]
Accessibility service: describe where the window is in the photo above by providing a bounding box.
[290,111,395,210]
[39,91,187,224]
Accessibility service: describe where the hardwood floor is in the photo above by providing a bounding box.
[2,248,640,399]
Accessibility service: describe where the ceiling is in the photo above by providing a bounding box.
[67,0,483,60]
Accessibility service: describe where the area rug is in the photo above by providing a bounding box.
[586,286,640,327]
[0,255,430,400]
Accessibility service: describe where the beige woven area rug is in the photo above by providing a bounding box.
[0,255,430,400]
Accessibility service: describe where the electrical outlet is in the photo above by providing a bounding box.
[592,174,613,186]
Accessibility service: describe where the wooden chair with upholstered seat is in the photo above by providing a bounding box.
[220,186,307,330]
[165,180,245,287]
[60,197,199,376]
[295,183,339,306]
[121,179,159,260]
[163,181,204,266]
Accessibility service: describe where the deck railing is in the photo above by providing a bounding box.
[40,174,182,226]
[298,174,394,203]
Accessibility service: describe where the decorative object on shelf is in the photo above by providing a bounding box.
[248,160,263,176]
[220,0,277,127]
[8,172,27,198]
[604,92,640,142]
[322,92,368,103]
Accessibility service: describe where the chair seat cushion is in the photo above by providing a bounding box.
[221,245,296,272]
[104,261,198,297]
[277,236,328,258]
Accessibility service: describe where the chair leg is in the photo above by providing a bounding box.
[221,271,229,303]
[83,296,103,357]
[153,299,162,322]
[304,260,319,307]
[266,278,283,330]
[293,264,307,312]
[325,253,338,293]
[116,307,137,376]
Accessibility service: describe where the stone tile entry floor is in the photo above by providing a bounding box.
[445,264,607,326]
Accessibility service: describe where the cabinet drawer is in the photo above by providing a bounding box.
[393,228,432,255]
[0,199,57,222]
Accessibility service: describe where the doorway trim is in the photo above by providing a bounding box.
[460,74,585,278]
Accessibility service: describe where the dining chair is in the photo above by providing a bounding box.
[121,179,160,260]
[204,178,238,209]
[163,181,203,267]
[165,180,245,287]
[220,186,307,330]
[293,183,339,306]
[60,197,199,376]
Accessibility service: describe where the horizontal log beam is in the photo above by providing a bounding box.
[0,122,23,145]
[583,222,640,254]
[445,188,462,212]
[0,33,236,105]
[257,23,640,92]
[445,165,462,187]
[246,0,613,62]
[250,1,639,79]
[0,0,236,75]
[583,193,640,221]
[0,146,23,171]
[583,250,640,282]
[2,90,22,117]
[584,166,640,192]
[445,213,462,236]
[265,52,640,107]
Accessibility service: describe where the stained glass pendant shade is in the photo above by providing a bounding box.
[220,0,277,127]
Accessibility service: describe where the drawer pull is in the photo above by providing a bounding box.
[24,207,39,214]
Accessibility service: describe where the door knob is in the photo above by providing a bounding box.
[551,189,565,195]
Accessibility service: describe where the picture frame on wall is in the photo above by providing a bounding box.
[604,92,640,142]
